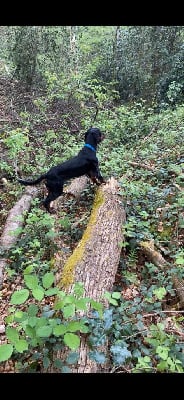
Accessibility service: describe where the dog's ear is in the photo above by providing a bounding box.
[86,127,104,143]
[92,128,103,143]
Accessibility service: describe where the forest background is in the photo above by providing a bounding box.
[0,26,184,373]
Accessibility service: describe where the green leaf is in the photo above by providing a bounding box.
[54,296,75,310]
[14,311,28,322]
[36,317,47,327]
[77,322,89,334]
[5,315,14,324]
[103,292,111,301]
[89,350,106,364]
[28,304,39,316]
[53,325,67,336]
[112,292,121,299]
[10,289,29,305]
[61,366,72,373]
[54,359,63,370]
[6,327,19,343]
[156,345,170,360]
[43,356,50,369]
[45,288,59,296]
[175,256,184,265]
[24,275,39,290]
[14,339,28,353]
[23,265,34,274]
[32,287,44,301]
[66,352,79,364]
[25,325,36,339]
[63,295,75,305]
[63,304,75,318]
[90,300,103,318]
[42,272,55,289]
[28,317,37,328]
[73,282,85,297]
[153,287,166,300]
[157,360,167,371]
[75,298,88,311]
[109,298,119,306]
[36,326,52,338]
[6,268,16,278]
[110,345,132,365]
[42,309,55,318]
[0,344,14,362]
[64,333,80,350]
[66,321,81,332]
[54,300,64,310]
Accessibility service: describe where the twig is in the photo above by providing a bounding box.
[128,161,155,171]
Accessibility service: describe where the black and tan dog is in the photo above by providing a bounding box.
[17,127,105,212]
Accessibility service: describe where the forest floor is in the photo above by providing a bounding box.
[0,77,184,373]
[0,78,80,372]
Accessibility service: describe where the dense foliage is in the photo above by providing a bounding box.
[0,26,184,373]
[0,26,183,108]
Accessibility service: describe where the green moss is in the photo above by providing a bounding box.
[58,190,104,289]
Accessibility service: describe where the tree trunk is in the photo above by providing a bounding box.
[139,240,169,270]
[63,175,88,198]
[0,187,38,287]
[0,176,89,288]
[139,240,184,308]
[52,177,126,373]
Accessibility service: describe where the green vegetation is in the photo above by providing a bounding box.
[0,26,184,373]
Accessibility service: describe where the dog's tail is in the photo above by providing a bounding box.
[17,174,47,186]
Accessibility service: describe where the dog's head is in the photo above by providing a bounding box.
[85,127,105,144]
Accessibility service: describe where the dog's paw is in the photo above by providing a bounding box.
[98,177,106,185]
[48,208,56,214]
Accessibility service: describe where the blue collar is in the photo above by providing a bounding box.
[84,143,96,152]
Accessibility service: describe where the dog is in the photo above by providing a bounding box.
[17,127,105,212]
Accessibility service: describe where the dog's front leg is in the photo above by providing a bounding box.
[88,168,105,185]
[95,165,106,184]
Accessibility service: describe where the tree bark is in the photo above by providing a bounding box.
[63,175,88,198]
[139,240,184,308]
[139,240,169,270]
[0,187,38,287]
[0,176,89,288]
[128,161,155,171]
[52,177,126,373]
[172,276,184,309]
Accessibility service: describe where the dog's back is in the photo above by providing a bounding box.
[47,146,98,180]
[18,127,105,212]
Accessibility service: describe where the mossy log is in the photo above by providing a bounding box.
[0,187,38,287]
[52,177,126,373]
[59,177,125,293]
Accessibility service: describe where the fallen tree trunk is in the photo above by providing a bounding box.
[128,161,155,171]
[0,187,39,287]
[52,177,126,373]
[139,240,184,308]
[139,240,169,270]
[63,175,88,198]
[0,177,90,288]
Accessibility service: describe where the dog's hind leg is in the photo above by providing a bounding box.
[42,185,64,213]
